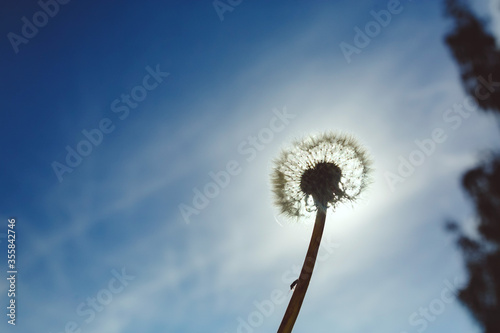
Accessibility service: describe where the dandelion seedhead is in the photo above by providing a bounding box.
[271,132,372,217]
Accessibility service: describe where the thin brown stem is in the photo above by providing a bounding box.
[277,209,327,333]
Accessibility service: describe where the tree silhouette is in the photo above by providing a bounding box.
[445,153,500,333]
[444,1,500,332]
[445,0,500,114]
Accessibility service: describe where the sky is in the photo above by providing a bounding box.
[1,0,499,332]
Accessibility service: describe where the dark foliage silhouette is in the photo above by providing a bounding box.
[444,0,500,332]
[445,0,500,114]
[446,154,500,332]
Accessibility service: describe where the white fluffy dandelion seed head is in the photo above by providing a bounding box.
[271,132,372,218]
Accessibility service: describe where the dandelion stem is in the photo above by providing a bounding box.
[277,209,327,333]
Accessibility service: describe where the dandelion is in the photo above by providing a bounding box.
[271,132,371,333]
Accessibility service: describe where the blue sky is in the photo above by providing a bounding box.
[1,0,500,332]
